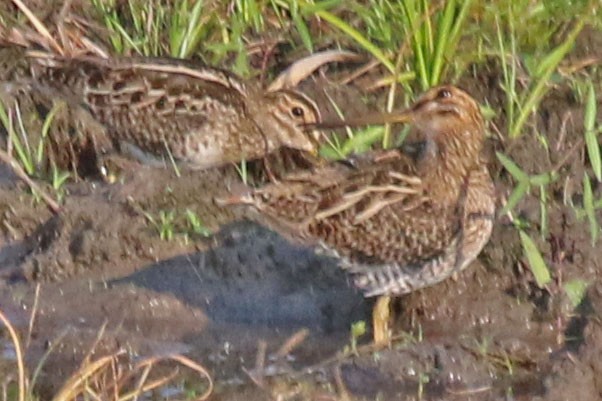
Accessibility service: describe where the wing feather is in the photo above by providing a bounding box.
[252,149,463,266]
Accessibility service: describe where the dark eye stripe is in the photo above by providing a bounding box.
[436,109,459,116]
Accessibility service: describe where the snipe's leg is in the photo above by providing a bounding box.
[373,295,392,345]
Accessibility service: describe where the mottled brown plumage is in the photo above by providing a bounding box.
[221,85,495,297]
[24,51,322,169]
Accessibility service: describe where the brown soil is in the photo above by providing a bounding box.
[1,29,602,401]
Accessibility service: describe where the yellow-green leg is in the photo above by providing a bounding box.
[373,295,392,346]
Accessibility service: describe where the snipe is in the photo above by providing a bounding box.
[24,51,322,170]
[219,85,496,344]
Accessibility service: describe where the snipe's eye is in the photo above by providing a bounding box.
[437,88,452,99]
[291,106,305,117]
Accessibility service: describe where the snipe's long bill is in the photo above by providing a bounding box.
[304,108,414,130]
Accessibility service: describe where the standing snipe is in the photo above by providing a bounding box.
[24,51,322,169]
[219,85,496,344]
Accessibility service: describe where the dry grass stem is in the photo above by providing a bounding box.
[0,308,26,401]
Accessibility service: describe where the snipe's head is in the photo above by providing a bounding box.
[254,89,322,154]
[408,85,484,138]
[354,86,486,184]
[404,86,486,178]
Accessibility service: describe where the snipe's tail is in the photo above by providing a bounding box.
[343,236,464,297]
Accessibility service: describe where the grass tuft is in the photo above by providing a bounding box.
[0,306,214,401]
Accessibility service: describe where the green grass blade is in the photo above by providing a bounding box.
[172,0,206,58]
[563,279,588,308]
[92,0,124,53]
[291,2,313,52]
[235,159,248,185]
[519,230,551,288]
[584,81,601,181]
[539,185,548,237]
[246,0,263,31]
[421,0,434,55]
[36,102,61,166]
[496,152,529,181]
[8,102,35,176]
[399,0,428,89]
[319,145,344,160]
[495,15,517,133]
[112,19,143,55]
[0,102,29,173]
[169,0,187,56]
[529,171,557,186]
[341,126,385,155]
[312,9,395,73]
[510,20,584,138]
[0,100,10,135]
[501,180,529,215]
[420,0,434,83]
[584,81,597,132]
[583,173,599,245]
[445,0,473,54]
[429,0,453,86]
